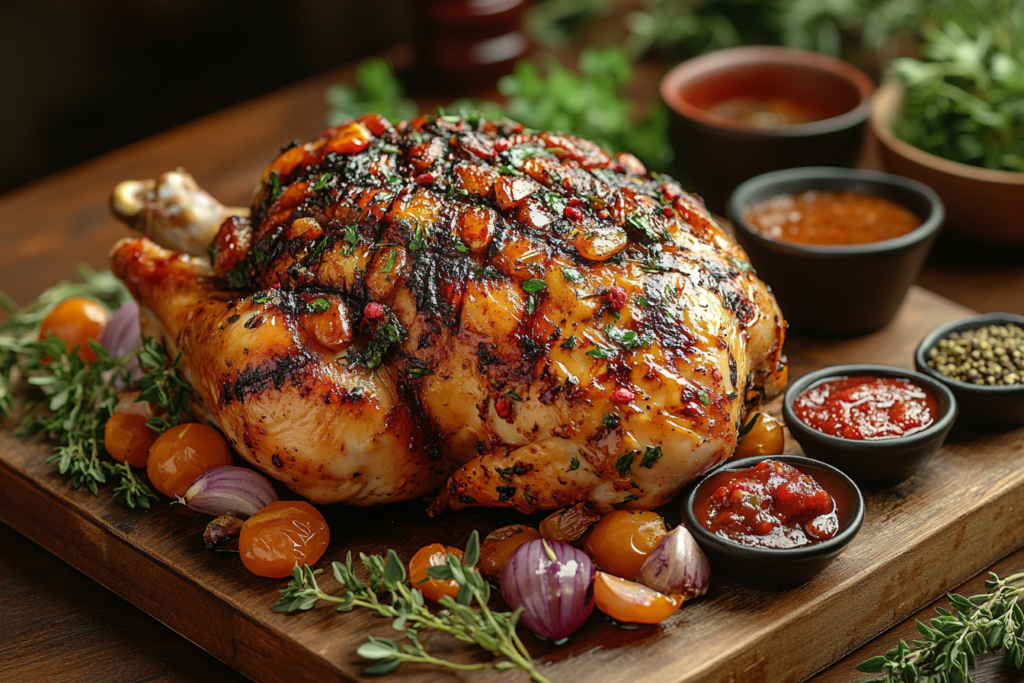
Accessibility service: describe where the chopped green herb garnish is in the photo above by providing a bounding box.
[497,486,516,502]
[343,225,360,256]
[615,451,636,476]
[568,456,580,471]
[585,344,614,359]
[561,267,584,283]
[698,391,710,405]
[408,367,433,379]
[560,336,576,350]
[522,279,547,293]
[310,174,331,192]
[496,165,524,177]
[307,297,330,313]
[640,445,662,469]
[268,171,282,200]
[626,210,659,242]
[602,413,621,429]
[381,250,397,274]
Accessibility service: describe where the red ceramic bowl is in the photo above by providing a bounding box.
[661,46,875,212]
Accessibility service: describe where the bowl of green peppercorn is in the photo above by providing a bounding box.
[915,313,1024,432]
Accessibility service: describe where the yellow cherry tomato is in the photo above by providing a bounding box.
[240,501,330,578]
[105,411,159,468]
[409,544,464,602]
[478,525,541,579]
[146,423,232,498]
[584,510,667,580]
[39,297,110,362]
[735,413,785,458]
[594,572,683,624]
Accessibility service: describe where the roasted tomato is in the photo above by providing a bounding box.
[594,572,683,624]
[735,413,785,458]
[146,423,233,497]
[239,500,330,578]
[478,525,541,579]
[105,412,158,468]
[38,297,110,362]
[584,510,667,580]
[409,544,465,602]
[539,504,601,545]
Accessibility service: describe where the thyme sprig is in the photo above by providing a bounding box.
[858,572,1024,682]
[272,531,552,682]
[135,336,194,432]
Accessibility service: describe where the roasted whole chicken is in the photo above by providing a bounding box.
[110,113,787,513]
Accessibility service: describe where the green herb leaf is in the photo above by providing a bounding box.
[603,413,621,429]
[522,279,547,293]
[585,344,614,359]
[307,298,330,313]
[634,445,661,471]
[615,450,636,475]
[310,174,331,192]
[268,171,283,200]
[561,267,585,283]
[568,456,580,471]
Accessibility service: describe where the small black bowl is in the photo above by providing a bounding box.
[914,312,1024,432]
[660,46,875,213]
[783,364,958,487]
[682,455,864,591]
[727,167,945,337]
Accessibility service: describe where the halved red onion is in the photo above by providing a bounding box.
[182,466,278,517]
[500,539,595,643]
[636,526,711,600]
[102,300,142,360]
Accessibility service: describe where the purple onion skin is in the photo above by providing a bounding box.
[182,466,279,518]
[636,526,711,600]
[102,300,142,360]
[501,539,595,643]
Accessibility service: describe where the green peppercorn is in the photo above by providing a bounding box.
[927,324,1024,386]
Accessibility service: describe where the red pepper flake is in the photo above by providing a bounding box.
[364,302,385,320]
[608,286,627,311]
[612,387,635,405]
[563,206,584,222]
[272,283,281,289]
[662,206,674,218]
[415,173,435,185]
[495,397,513,420]
[597,209,611,220]
[660,184,681,201]
[494,138,511,153]
[567,198,584,207]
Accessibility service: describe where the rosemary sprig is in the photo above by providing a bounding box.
[858,572,1024,682]
[272,531,552,682]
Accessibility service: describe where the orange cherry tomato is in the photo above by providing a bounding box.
[239,500,330,578]
[735,413,785,458]
[594,572,683,624]
[478,525,541,579]
[146,423,232,498]
[409,544,465,602]
[39,297,110,362]
[105,411,159,468]
[584,510,667,580]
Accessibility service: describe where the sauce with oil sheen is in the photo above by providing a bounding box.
[694,459,842,549]
[793,375,939,440]
[744,190,921,245]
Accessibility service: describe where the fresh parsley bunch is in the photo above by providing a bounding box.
[891,14,1024,172]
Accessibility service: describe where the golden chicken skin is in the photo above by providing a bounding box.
[110,112,787,512]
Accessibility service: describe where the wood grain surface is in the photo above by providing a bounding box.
[3,286,1023,683]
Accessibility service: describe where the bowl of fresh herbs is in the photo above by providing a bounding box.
[870,20,1024,245]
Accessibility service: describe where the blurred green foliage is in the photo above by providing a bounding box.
[325,58,416,126]
[499,48,672,168]
[891,10,1024,171]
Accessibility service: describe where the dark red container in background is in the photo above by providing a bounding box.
[414,0,532,93]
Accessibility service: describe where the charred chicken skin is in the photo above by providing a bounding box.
[110,113,787,512]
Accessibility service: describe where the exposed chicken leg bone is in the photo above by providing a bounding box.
[110,169,248,257]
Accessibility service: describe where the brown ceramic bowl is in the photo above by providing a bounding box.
[871,82,1024,245]
[661,46,875,213]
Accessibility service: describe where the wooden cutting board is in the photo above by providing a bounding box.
[2,286,1023,683]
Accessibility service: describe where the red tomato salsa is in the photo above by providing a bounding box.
[793,375,939,440]
[694,460,844,549]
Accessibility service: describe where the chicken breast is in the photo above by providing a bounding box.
[110,112,787,512]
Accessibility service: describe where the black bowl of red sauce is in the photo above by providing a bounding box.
[682,455,864,591]
[783,364,958,487]
[728,167,945,337]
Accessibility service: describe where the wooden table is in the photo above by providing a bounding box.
[2,59,1023,683]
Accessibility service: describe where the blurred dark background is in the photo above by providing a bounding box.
[0,0,412,195]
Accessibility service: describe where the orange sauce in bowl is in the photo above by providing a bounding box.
[743,190,921,246]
